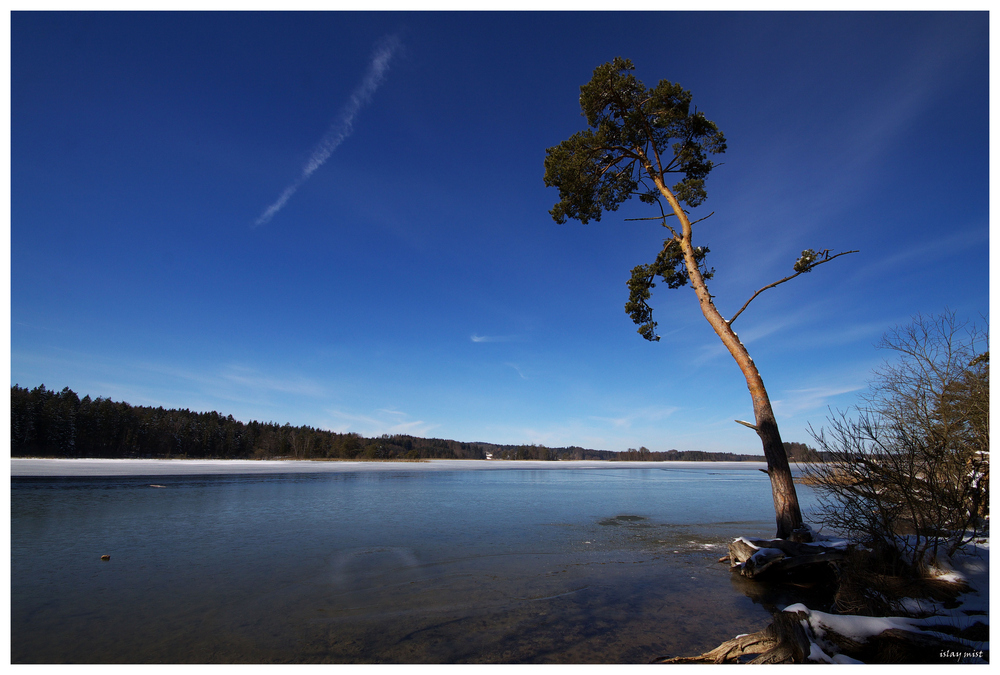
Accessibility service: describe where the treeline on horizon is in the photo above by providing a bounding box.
[11,385,823,463]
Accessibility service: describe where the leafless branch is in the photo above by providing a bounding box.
[689,211,715,226]
[728,250,858,325]
[624,201,686,239]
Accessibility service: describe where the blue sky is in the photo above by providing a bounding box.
[10,11,989,453]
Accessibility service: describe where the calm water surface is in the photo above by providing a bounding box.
[11,465,818,663]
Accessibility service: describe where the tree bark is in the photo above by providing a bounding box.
[654,175,805,539]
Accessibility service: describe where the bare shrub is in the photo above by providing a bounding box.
[806,312,988,572]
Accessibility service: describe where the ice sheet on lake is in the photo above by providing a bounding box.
[11,458,769,477]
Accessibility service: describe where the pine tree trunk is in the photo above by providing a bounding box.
[655,177,805,539]
[751,388,805,539]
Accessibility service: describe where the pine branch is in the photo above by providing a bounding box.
[728,250,859,325]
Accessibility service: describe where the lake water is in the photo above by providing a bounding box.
[11,461,820,663]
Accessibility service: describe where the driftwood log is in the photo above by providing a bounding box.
[655,608,986,664]
[727,536,846,579]
[656,610,813,664]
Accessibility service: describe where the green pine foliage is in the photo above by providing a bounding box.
[543,57,724,342]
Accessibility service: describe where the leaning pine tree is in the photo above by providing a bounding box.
[544,58,856,539]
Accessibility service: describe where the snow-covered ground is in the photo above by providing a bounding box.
[925,540,990,616]
[10,457,769,476]
[785,539,990,664]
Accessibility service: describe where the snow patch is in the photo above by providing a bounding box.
[784,604,987,652]
[750,547,784,563]
[807,641,834,663]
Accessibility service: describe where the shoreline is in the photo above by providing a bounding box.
[11,457,770,477]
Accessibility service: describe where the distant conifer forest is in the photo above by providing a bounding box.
[10,385,821,462]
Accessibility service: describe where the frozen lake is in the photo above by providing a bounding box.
[11,460,820,663]
[11,457,769,475]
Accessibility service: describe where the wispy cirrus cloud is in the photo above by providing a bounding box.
[772,383,866,419]
[589,405,679,429]
[505,363,528,379]
[471,334,521,343]
[850,226,988,285]
[254,35,401,227]
[323,407,437,437]
[11,348,328,418]
[218,365,326,397]
[692,313,803,365]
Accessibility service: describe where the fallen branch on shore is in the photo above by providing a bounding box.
[727,536,847,579]
[655,604,987,664]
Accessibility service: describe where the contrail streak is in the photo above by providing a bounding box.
[254,35,401,227]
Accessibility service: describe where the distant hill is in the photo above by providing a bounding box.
[11,384,820,463]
